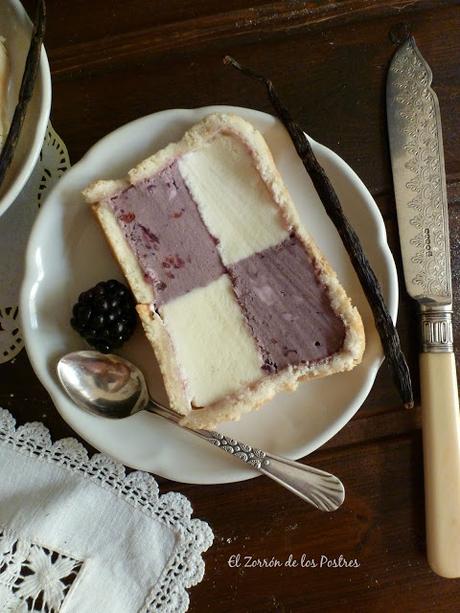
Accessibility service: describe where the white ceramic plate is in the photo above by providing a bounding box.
[21,106,397,484]
[0,0,51,217]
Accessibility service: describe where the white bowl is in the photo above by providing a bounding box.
[0,0,51,217]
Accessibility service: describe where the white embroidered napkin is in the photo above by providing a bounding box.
[0,408,213,613]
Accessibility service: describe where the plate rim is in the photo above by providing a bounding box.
[20,105,398,484]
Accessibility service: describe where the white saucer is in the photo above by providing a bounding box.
[20,106,397,484]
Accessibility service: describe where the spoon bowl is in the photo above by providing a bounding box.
[57,350,150,419]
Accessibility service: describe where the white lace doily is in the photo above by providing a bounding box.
[0,124,70,363]
[0,407,213,612]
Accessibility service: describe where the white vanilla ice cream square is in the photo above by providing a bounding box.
[159,275,262,406]
[178,133,288,266]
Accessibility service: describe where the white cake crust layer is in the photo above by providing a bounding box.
[84,113,365,429]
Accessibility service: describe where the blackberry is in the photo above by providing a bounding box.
[70,279,137,353]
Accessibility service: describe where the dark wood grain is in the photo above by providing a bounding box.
[43,3,460,197]
[7,1,460,610]
[40,0,455,76]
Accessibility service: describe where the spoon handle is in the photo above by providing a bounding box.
[150,404,344,511]
[196,429,344,512]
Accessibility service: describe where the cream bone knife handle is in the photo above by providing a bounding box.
[420,308,460,578]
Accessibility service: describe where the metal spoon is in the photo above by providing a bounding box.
[57,350,345,511]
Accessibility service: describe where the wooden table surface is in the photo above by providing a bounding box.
[4,1,460,610]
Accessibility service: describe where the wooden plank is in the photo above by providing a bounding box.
[40,1,455,76]
[38,4,460,198]
[182,434,459,612]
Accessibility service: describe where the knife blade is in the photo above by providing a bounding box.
[387,36,460,578]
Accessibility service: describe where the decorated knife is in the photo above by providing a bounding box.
[387,36,460,578]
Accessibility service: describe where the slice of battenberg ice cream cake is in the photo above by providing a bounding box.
[83,113,365,429]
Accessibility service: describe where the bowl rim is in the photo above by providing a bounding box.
[0,0,52,217]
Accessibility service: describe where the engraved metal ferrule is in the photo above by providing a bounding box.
[420,308,454,353]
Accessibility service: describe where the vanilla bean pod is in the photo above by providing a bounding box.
[0,0,46,187]
[224,55,413,408]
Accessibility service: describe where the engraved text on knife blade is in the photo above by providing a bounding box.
[388,38,452,303]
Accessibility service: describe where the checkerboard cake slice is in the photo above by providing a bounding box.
[83,113,365,428]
